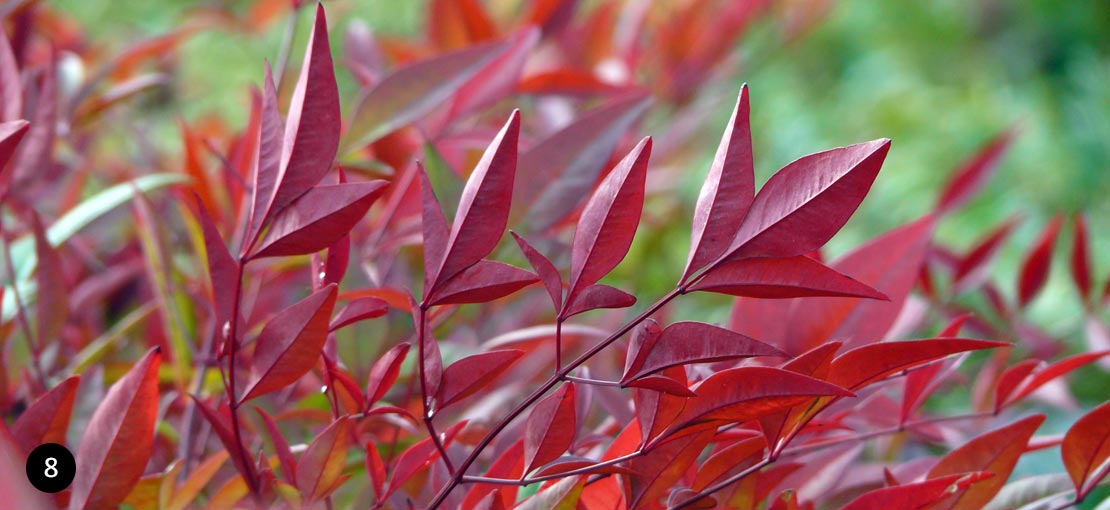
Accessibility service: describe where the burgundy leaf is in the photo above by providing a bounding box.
[463,440,525,510]
[250,181,387,259]
[561,283,636,318]
[10,52,55,189]
[418,164,451,291]
[828,338,1007,390]
[630,430,714,507]
[683,85,754,281]
[691,255,888,300]
[254,406,297,483]
[524,383,577,474]
[625,373,696,397]
[329,297,389,331]
[0,32,21,121]
[190,396,256,485]
[427,259,538,306]
[436,349,524,411]
[296,417,350,502]
[447,27,539,120]
[511,232,563,309]
[728,139,890,259]
[634,370,689,442]
[384,420,466,498]
[995,351,1110,412]
[842,472,994,510]
[366,343,410,408]
[70,348,161,510]
[1062,401,1110,499]
[1017,215,1063,309]
[415,304,444,399]
[365,443,386,500]
[1071,213,1092,304]
[11,376,79,452]
[936,128,1016,213]
[0,120,28,178]
[621,321,785,383]
[192,196,240,342]
[927,415,1044,510]
[245,63,284,246]
[241,284,338,403]
[31,212,67,344]
[565,137,651,306]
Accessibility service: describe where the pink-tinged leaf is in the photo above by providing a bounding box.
[344,40,509,151]
[329,297,388,331]
[192,196,240,341]
[1062,401,1110,499]
[0,422,53,510]
[418,165,451,291]
[11,376,79,452]
[31,212,67,344]
[954,218,1020,292]
[683,85,754,281]
[447,27,539,120]
[296,417,350,502]
[511,232,563,309]
[927,415,1045,510]
[562,284,636,318]
[365,343,410,408]
[515,94,651,231]
[384,421,466,498]
[313,226,350,289]
[936,128,1016,213]
[245,64,284,247]
[622,321,785,383]
[0,120,28,178]
[1071,214,1092,304]
[254,406,297,483]
[70,348,161,510]
[427,111,520,292]
[10,53,55,189]
[728,139,890,259]
[1017,216,1063,309]
[261,5,341,223]
[842,472,995,510]
[900,358,946,425]
[241,284,338,403]
[524,383,577,474]
[250,181,387,259]
[652,366,851,447]
[365,443,386,500]
[190,396,256,486]
[758,342,842,455]
[436,350,524,411]
[0,32,21,121]
[692,255,888,300]
[829,338,1007,390]
[427,259,538,305]
[995,351,1110,412]
[565,137,651,306]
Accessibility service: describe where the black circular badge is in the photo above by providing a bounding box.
[25,443,75,493]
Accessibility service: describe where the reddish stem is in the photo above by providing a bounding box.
[226,258,259,496]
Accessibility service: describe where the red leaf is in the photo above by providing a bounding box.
[11,376,79,452]
[691,436,766,491]
[70,348,161,510]
[927,415,1045,510]
[936,128,1016,213]
[634,370,689,442]
[429,0,498,50]
[953,218,1020,292]
[565,137,651,306]
[1062,401,1110,499]
[630,430,714,508]
[562,284,636,318]
[427,111,520,292]
[728,139,890,259]
[531,456,634,478]
[435,350,524,411]
[296,417,350,502]
[691,255,888,300]
[329,296,389,331]
[254,406,297,483]
[463,440,525,510]
[0,33,22,121]
[514,93,651,231]
[1017,215,1063,309]
[651,367,851,447]
[995,351,1110,412]
[842,472,995,510]
[447,27,539,120]
[511,232,563,309]
[365,443,386,500]
[192,196,240,340]
[245,63,284,246]
[0,120,28,179]
[250,181,387,259]
[524,383,577,474]
[366,343,410,408]
[517,69,626,96]
[31,212,67,345]
[1071,214,1092,304]
[683,85,754,281]
[259,4,341,224]
[415,303,444,399]
[622,321,785,383]
[241,284,338,403]
[828,338,1007,390]
[191,396,256,485]
[427,259,538,305]
[10,52,55,189]
[385,420,466,498]
[418,164,451,291]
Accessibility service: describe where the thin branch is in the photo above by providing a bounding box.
[564,375,621,387]
[417,304,455,475]
[226,257,259,496]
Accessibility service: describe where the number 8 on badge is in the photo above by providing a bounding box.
[26,443,75,493]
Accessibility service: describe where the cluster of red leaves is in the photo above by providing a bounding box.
[0,1,1107,510]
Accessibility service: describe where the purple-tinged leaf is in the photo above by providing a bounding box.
[254,406,297,483]
[691,255,888,300]
[0,120,28,178]
[683,85,754,281]
[435,349,524,411]
[936,128,1016,214]
[384,421,466,498]
[622,321,785,383]
[31,212,67,344]
[562,284,635,318]
[728,139,890,259]
[447,27,539,120]
[1017,215,1062,309]
[995,351,1110,412]
[418,164,451,291]
[511,231,563,309]
[524,383,577,474]
[953,218,1020,292]
[250,181,387,259]
[296,417,349,502]
[428,259,537,305]
[11,53,55,189]
[190,396,256,487]
[11,376,79,452]
[0,31,21,121]
[329,297,388,331]
[365,343,410,408]
[245,63,284,248]
[191,196,240,343]
[241,284,338,403]
[842,472,995,510]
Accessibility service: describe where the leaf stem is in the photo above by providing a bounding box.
[0,214,46,392]
[564,375,621,387]
[417,304,455,475]
[226,258,259,497]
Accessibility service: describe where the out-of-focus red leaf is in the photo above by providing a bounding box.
[691,255,888,300]
[427,111,519,292]
[1062,401,1110,499]
[447,27,538,120]
[0,120,28,180]
[829,338,1006,390]
[511,232,563,309]
[1017,216,1063,309]
[70,348,161,510]
[630,430,714,508]
[254,406,296,483]
[927,415,1044,510]
[365,443,386,500]
[429,0,498,50]
[936,128,1016,213]
[191,396,256,487]
[565,137,651,307]
[250,181,387,259]
[427,259,538,305]
[329,296,388,331]
[1071,214,1092,304]
[517,69,626,96]
[531,456,634,478]
[11,52,55,189]
[994,351,1110,412]
[31,212,67,344]
[241,284,338,403]
[525,0,578,35]
[0,421,52,509]
[0,32,21,121]
[435,349,524,411]
[953,218,1020,292]
[562,284,635,318]
[246,63,284,246]
[758,342,842,455]
[727,139,890,259]
[691,436,766,491]
[384,420,465,498]
[296,417,349,502]
[524,383,577,474]
[365,343,410,408]
[418,165,451,289]
[514,94,650,231]
[683,85,754,281]
[11,375,78,452]
[622,321,785,383]
[463,440,525,510]
[842,472,995,510]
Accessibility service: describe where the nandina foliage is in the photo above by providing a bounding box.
[0,2,1108,510]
